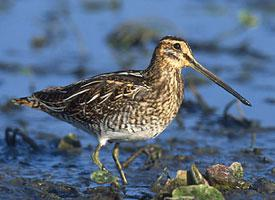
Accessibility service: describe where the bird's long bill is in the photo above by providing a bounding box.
[190,59,251,106]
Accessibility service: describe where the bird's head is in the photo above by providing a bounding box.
[152,36,251,106]
[154,36,195,69]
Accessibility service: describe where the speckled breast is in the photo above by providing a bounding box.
[100,74,184,142]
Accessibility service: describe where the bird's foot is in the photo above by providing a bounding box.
[90,169,119,185]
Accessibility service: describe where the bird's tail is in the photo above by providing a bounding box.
[11,96,40,108]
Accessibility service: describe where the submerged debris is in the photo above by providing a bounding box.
[0,175,122,199]
[180,81,216,116]
[57,133,81,152]
[83,186,121,200]
[0,99,22,113]
[81,0,122,11]
[221,100,259,130]
[190,40,269,60]
[0,177,79,199]
[252,178,275,194]
[238,10,258,28]
[193,146,219,156]
[5,127,16,146]
[194,99,275,139]
[218,100,275,135]
[265,97,275,105]
[122,144,163,169]
[107,21,161,51]
[5,127,39,151]
[188,82,216,115]
[31,36,49,49]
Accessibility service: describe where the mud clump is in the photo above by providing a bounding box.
[5,127,39,151]
[0,100,22,113]
[152,162,253,199]
[252,178,275,194]
[107,22,160,51]
[0,177,122,200]
[152,164,221,199]
[57,133,81,152]
[0,178,79,199]
[83,186,121,200]
[205,162,250,190]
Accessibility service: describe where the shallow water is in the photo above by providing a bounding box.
[1,0,275,199]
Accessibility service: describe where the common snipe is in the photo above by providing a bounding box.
[13,36,251,184]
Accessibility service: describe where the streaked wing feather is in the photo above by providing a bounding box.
[32,70,150,115]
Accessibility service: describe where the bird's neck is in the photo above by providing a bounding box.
[143,58,184,108]
[143,58,183,87]
[143,56,184,119]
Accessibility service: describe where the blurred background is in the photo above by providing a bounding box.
[0,0,275,199]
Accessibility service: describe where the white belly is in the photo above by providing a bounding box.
[99,125,166,145]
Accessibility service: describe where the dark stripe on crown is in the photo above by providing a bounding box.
[160,35,186,42]
[160,35,193,56]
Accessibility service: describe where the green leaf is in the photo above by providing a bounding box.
[90,170,118,184]
[239,10,258,28]
[172,184,224,200]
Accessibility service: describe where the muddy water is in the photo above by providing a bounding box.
[1,0,275,199]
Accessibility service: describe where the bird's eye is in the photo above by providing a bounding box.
[173,43,181,50]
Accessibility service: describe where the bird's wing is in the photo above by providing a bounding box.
[32,70,150,115]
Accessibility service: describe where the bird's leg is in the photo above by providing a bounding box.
[92,143,106,171]
[91,142,119,185]
[112,143,128,185]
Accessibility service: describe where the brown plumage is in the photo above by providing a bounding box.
[12,36,251,184]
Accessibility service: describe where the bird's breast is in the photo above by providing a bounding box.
[101,71,184,140]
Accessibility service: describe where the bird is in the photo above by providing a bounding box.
[12,36,251,185]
